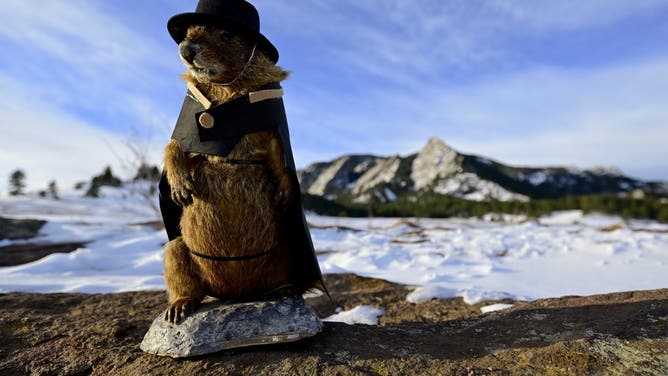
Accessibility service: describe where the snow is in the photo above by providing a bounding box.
[2,187,668,311]
[526,172,548,186]
[0,184,165,293]
[433,173,529,202]
[480,303,514,313]
[310,212,668,303]
[384,188,397,202]
[323,305,385,325]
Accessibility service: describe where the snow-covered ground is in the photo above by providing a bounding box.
[1,186,667,310]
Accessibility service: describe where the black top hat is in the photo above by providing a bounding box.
[168,0,279,63]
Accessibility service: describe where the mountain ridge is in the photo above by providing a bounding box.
[297,137,668,204]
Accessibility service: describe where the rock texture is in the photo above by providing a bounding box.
[0,242,85,267]
[0,217,45,240]
[140,298,322,358]
[0,274,667,375]
[411,137,461,191]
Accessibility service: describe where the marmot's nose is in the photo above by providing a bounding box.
[179,42,201,64]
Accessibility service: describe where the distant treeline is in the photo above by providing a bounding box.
[301,193,668,223]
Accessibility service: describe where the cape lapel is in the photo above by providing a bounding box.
[171,82,285,157]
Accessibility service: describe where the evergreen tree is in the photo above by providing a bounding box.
[86,166,122,197]
[134,163,161,181]
[48,180,59,199]
[9,169,26,196]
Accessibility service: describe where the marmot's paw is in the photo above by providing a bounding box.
[171,177,196,207]
[164,298,198,324]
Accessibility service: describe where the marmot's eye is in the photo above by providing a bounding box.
[220,33,233,42]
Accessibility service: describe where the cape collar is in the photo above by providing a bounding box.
[186,82,284,109]
[171,82,287,157]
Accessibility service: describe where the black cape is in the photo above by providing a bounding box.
[159,82,326,294]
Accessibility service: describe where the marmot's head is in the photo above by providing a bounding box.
[178,25,286,87]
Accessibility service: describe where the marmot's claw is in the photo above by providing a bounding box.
[165,298,198,324]
[172,190,193,207]
[171,178,196,207]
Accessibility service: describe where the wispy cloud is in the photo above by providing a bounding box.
[0,73,131,194]
[258,0,668,82]
[386,55,668,178]
[0,0,174,72]
[286,53,668,180]
[0,0,183,132]
[0,0,181,193]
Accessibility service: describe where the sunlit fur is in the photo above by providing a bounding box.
[162,25,313,323]
[178,25,288,103]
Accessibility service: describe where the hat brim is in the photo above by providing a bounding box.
[167,13,279,63]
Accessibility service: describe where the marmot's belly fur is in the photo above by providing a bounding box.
[181,155,290,298]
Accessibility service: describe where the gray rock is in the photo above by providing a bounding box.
[140,297,322,358]
[0,217,45,240]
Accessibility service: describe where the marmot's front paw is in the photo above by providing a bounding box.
[165,298,198,324]
[171,177,196,207]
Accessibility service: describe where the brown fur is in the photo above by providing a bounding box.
[162,25,307,323]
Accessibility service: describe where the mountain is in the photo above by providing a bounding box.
[297,137,668,204]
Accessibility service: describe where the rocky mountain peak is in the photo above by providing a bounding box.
[411,137,461,190]
[297,136,664,204]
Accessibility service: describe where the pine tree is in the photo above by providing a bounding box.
[86,166,122,197]
[133,163,161,182]
[48,180,59,199]
[9,169,26,196]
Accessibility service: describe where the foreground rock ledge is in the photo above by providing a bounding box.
[1,274,667,375]
[140,298,322,358]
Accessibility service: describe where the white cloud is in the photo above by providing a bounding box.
[0,0,173,72]
[0,0,182,132]
[285,49,668,180]
[424,57,668,179]
[0,73,164,195]
[0,0,180,194]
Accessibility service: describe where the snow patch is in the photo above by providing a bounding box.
[434,173,529,202]
[323,305,385,325]
[480,303,514,313]
[517,171,548,186]
[384,188,397,202]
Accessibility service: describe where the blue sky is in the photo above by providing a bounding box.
[1,0,668,193]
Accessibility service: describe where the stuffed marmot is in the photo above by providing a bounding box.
[159,0,326,324]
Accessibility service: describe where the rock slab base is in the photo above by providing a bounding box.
[140,298,322,358]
